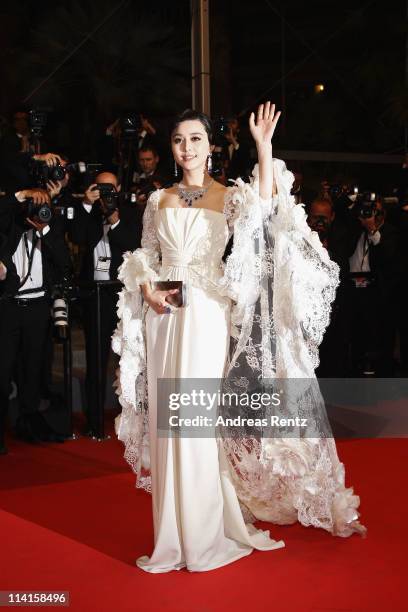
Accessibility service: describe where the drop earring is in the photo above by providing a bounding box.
[207,153,212,173]
[174,159,178,177]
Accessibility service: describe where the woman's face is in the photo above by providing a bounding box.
[171,119,210,172]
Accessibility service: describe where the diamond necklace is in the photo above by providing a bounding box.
[177,179,214,207]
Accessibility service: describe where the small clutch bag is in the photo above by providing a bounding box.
[151,280,188,307]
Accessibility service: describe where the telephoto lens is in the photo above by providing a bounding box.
[52,297,68,339]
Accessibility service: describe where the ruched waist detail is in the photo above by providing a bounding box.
[160,255,224,288]
[162,255,194,267]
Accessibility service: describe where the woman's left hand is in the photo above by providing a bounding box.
[249,101,281,148]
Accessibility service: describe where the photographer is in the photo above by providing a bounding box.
[0,188,72,451]
[395,162,408,374]
[0,108,63,191]
[99,113,162,176]
[307,197,359,376]
[0,233,20,454]
[69,171,142,436]
[222,116,251,181]
[349,195,399,375]
[132,146,168,206]
[40,156,78,233]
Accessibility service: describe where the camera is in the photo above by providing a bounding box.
[208,116,231,177]
[326,183,358,201]
[22,198,53,224]
[327,184,343,199]
[49,194,75,220]
[311,215,330,232]
[30,160,67,188]
[92,183,119,215]
[355,192,382,218]
[119,113,142,140]
[132,176,158,202]
[309,214,331,241]
[22,196,75,224]
[29,109,47,138]
[213,116,230,143]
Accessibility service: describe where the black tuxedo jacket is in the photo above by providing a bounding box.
[0,233,19,297]
[367,221,399,296]
[222,141,251,181]
[68,201,142,281]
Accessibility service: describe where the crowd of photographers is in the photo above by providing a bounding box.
[0,108,407,455]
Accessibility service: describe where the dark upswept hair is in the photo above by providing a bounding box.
[170,109,214,144]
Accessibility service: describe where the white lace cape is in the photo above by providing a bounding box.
[112,159,366,538]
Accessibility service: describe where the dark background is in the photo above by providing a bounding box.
[0,0,406,183]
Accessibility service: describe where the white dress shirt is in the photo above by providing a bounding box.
[349,230,381,273]
[228,142,239,160]
[12,228,50,298]
[82,203,120,280]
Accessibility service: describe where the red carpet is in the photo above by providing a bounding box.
[0,425,406,612]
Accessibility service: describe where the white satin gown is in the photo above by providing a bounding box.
[137,204,285,573]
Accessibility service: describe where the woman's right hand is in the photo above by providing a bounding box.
[144,288,179,314]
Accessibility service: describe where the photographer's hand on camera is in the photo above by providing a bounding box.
[83,183,100,206]
[46,180,63,199]
[15,188,50,205]
[102,204,119,226]
[32,152,63,167]
[360,214,378,235]
[25,217,50,235]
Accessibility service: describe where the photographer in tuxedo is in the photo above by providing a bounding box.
[0,233,19,454]
[69,171,142,436]
[0,187,72,453]
[307,197,359,376]
[349,195,399,375]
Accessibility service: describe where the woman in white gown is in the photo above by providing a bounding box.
[113,103,365,573]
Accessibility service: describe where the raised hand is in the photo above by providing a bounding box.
[140,115,156,135]
[249,102,281,148]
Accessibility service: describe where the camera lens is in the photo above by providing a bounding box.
[37,205,52,223]
[51,166,66,181]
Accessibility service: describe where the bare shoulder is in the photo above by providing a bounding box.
[163,184,178,195]
[158,185,179,209]
[212,180,228,196]
[206,180,228,212]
